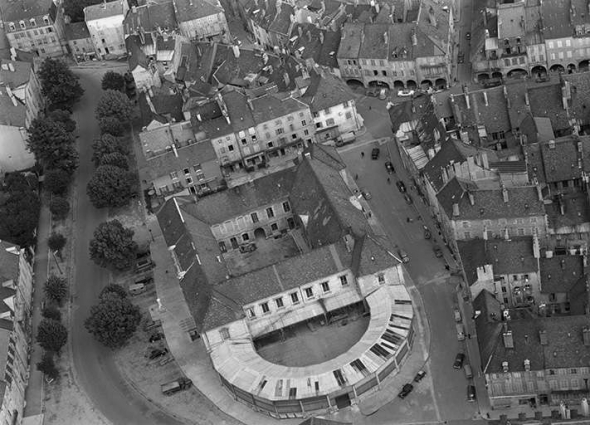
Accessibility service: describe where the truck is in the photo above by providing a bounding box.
[456,323,465,341]
[161,377,193,396]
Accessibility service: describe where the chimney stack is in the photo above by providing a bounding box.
[452,203,460,217]
[539,330,548,345]
[503,329,514,348]
[319,31,324,44]
[307,30,312,42]
[298,26,303,38]
[465,93,470,109]
[502,186,509,203]
[502,361,509,372]
[483,91,488,106]
[583,327,590,346]
[524,359,530,371]
[525,92,529,106]
[468,192,475,206]
[533,233,540,258]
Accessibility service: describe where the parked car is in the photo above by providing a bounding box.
[424,227,432,239]
[413,370,427,382]
[371,147,380,160]
[404,193,413,204]
[385,161,395,174]
[398,249,409,263]
[465,31,471,40]
[453,308,462,322]
[161,377,193,396]
[361,190,372,200]
[397,89,415,97]
[149,332,164,343]
[467,384,476,401]
[458,52,465,63]
[433,244,443,257]
[398,383,414,399]
[396,181,407,193]
[453,352,466,369]
[378,88,388,100]
[366,87,380,97]
[143,319,162,331]
[147,348,168,360]
[464,364,473,379]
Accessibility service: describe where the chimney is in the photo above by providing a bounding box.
[452,203,460,217]
[525,92,529,105]
[319,32,324,44]
[502,361,509,372]
[468,192,475,206]
[298,26,303,38]
[428,6,436,27]
[132,5,137,13]
[383,31,388,44]
[533,233,540,258]
[307,30,312,42]
[283,72,290,87]
[232,45,240,58]
[8,63,14,72]
[583,327,590,346]
[503,329,514,348]
[524,359,531,371]
[502,186,509,203]
[536,185,543,201]
[539,330,548,345]
[411,30,418,46]
[483,91,488,106]
[465,93,470,109]
[375,2,380,13]
[171,143,178,157]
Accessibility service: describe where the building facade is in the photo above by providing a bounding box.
[84,0,128,59]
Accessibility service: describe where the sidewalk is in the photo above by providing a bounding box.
[23,203,51,420]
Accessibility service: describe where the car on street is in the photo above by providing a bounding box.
[398,249,409,263]
[379,88,388,99]
[458,52,465,63]
[424,227,432,239]
[465,31,471,40]
[396,181,407,193]
[366,87,380,97]
[371,147,380,159]
[433,244,443,257]
[467,385,477,401]
[398,383,414,399]
[413,370,427,382]
[385,161,395,174]
[404,193,413,204]
[149,332,164,343]
[453,308,462,322]
[397,89,415,97]
[147,348,169,360]
[453,352,466,369]
[361,190,372,200]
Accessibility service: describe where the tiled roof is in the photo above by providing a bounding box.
[451,86,511,134]
[268,2,293,35]
[527,83,570,133]
[65,22,91,41]
[497,2,525,39]
[123,1,177,35]
[195,116,233,139]
[337,22,363,59]
[138,141,217,181]
[417,0,451,47]
[0,86,25,127]
[539,137,589,183]
[307,143,345,171]
[0,240,19,284]
[524,142,546,185]
[223,90,256,131]
[0,59,31,88]
[300,70,353,112]
[358,23,389,59]
[539,255,585,294]
[541,0,589,40]
[290,24,340,69]
[437,179,545,220]
[179,42,216,84]
[172,0,223,22]
[84,0,125,21]
[524,0,543,45]
[504,82,529,129]
[138,90,184,125]
[1,0,56,22]
[457,239,487,286]
[249,94,306,125]
[562,73,590,128]
[126,34,149,70]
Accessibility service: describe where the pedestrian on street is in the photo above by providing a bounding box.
[468,333,472,339]
[355,174,358,180]
[361,152,365,158]
[369,106,372,110]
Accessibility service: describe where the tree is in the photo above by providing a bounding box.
[44,275,68,305]
[96,90,133,122]
[4,172,32,192]
[37,351,59,381]
[48,232,66,253]
[98,116,125,136]
[100,284,128,300]
[44,169,71,195]
[89,219,137,270]
[49,197,70,220]
[48,109,77,133]
[37,319,68,353]
[100,152,129,169]
[27,117,75,167]
[63,0,102,22]
[101,71,125,92]
[86,165,136,209]
[42,305,62,322]
[38,58,84,109]
[0,191,40,247]
[45,143,79,175]
[85,293,141,348]
[91,134,128,166]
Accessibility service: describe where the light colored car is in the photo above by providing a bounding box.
[379,88,388,99]
[397,89,415,97]
[398,249,409,263]
[361,190,372,200]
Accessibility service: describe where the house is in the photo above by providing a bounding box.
[289,23,342,76]
[0,240,34,425]
[156,145,415,417]
[85,0,129,59]
[242,0,294,50]
[64,22,97,62]
[538,254,587,316]
[457,236,541,308]
[125,34,162,93]
[474,290,590,409]
[1,0,66,58]
[299,69,362,144]
[0,59,44,173]
[172,0,230,43]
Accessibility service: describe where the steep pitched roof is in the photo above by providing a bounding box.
[172,0,223,22]
[527,82,570,133]
[539,255,585,294]
[65,22,91,41]
[300,70,354,112]
[2,0,56,22]
[0,59,32,88]
[84,0,125,21]
[123,1,177,34]
[562,73,590,128]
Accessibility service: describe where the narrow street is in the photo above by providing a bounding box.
[69,67,184,425]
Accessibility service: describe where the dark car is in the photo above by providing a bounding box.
[396,181,407,193]
[371,148,380,160]
[366,87,380,97]
[398,383,414,399]
[135,274,154,285]
[458,52,465,64]
[385,161,395,174]
[433,244,443,258]
[414,370,427,382]
[466,32,471,40]
[454,352,466,369]
[467,385,477,401]
[404,193,413,204]
[149,332,164,343]
[148,348,169,360]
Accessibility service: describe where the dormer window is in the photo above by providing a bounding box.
[8,23,15,31]
[43,15,50,25]
[30,18,36,27]
[19,21,26,30]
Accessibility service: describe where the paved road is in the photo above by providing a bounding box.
[339,94,480,422]
[70,68,184,425]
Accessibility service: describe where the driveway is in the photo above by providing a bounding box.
[69,68,184,425]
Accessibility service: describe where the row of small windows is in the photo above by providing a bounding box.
[9,16,51,31]
[246,275,349,319]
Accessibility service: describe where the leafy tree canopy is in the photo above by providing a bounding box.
[98,116,125,137]
[89,219,137,270]
[91,134,128,166]
[86,165,136,209]
[101,71,125,92]
[63,0,102,22]
[44,275,68,305]
[48,232,67,252]
[96,90,133,122]
[100,284,128,300]
[37,318,68,353]
[27,117,75,166]
[44,169,71,195]
[38,58,84,109]
[49,197,70,221]
[45,143,79,176]
[42,305,62,322]
[37,351,59,380]
[100,152,129,170]
[0,190,40,247]
[48,109,77,133]
[84,293,141,349]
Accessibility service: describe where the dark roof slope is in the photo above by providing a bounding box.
[539,256,585,294]
[300,70,354,112]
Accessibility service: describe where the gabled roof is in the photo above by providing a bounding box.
[223,90,256,131]
[0,86,25,127]
[290,23,340,69]
[0,240,20,284]
[126,34,149,70]
[540,0,589,40]
[249,93,307,125]
[172,0,223,22]
[451,86,511,134]
[65,22,91,41]
[123,1,177,35]
[539,136,590,183]
[337,22,363,59]
[0,59,32,88]
[562,73,590,128]
[268,1,293,35]
[299,70,354,112]
[527,82,570,133]
[84,0,125,21]
[539,255,585,294]
[139,141,217,181]
[2,0,56,22]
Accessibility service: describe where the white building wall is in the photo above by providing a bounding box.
[87,14,126,57]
